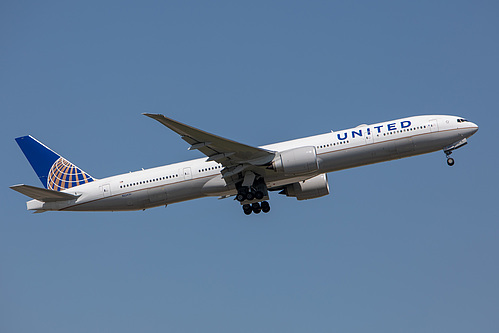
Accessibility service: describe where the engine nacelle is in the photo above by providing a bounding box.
[281,174,330,200]
[272,146,319,175]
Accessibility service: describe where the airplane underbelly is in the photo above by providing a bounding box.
[412,130,461,153]
[66,191,149,211]
[318,131,460,172]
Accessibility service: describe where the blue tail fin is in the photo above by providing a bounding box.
[15,135,95,191]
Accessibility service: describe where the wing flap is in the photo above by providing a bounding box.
[10,184,79,202]
[143,113,275,166]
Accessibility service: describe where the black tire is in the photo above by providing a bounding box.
[252,202,261,214]
[447,158,455,166]
[246,192,255,201]
[242,204,252,215]
[236,193,245,202]
[255,191,264,200]
[261,201,270,213]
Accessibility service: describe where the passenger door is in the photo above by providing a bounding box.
[100,184,111,198]
[183,167,192,180]
[429,119,439,133]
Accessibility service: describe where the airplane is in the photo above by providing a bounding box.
[10,114,478,215]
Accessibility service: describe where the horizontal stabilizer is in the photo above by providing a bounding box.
[10,184,80,202]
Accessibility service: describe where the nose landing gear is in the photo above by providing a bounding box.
[443,138,469,167]
[444,150,455,167]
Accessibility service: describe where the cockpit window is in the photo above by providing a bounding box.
[457,118,468,123]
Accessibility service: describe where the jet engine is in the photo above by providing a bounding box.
[280,174,330,200]
[272,146,319,175]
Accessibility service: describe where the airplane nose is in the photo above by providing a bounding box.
[470,122,479,134]
[465,121,479,137]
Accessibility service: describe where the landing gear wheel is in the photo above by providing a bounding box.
[252,202,261,214]
[246,192,255,201]
[255,191,264,200]
[447,157,455,166]
[261,201,270,213]
[243,204,252,215]
[236,193,246,202]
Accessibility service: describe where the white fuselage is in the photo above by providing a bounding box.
[26,115,478,212]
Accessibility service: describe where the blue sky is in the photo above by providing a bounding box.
[1,1,498,332]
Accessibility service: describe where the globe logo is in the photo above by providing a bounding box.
[47,157,94,191]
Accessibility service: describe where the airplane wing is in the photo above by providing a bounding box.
[144,114,276,168]
[10,184,80,202]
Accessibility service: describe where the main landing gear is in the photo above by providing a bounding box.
[242,201,271,215]
[238,187,271,215]
[236,187,264,202]
[237,174,270,215]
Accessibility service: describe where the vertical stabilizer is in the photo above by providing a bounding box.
[15,136,95,191]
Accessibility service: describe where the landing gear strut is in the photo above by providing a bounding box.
[445,150,455,167]
[443,138,468,167]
